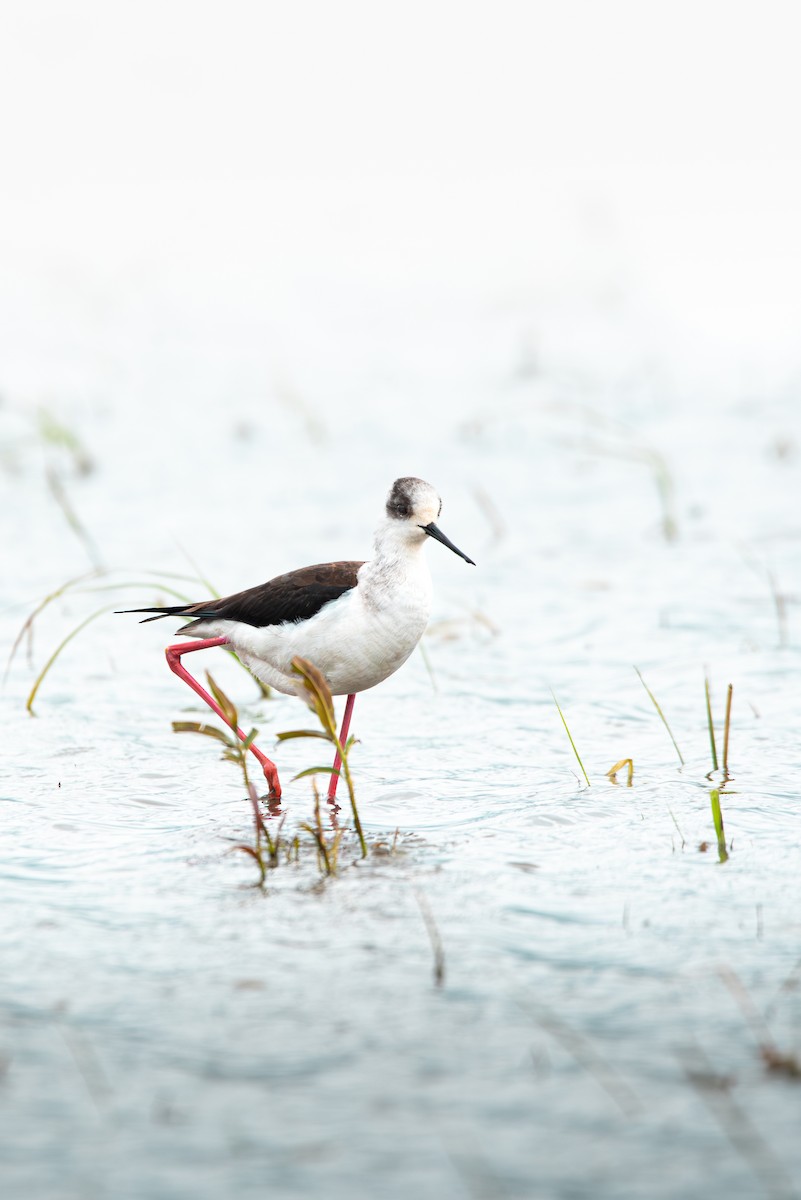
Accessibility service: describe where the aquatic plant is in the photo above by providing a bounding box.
[634,665,684,766]
[719,967,801,1081]
[722,683,733,779]
[177,661,371,878]
[561,404,679,542]
[300,782,344,877]
[606,758,634,786]
[704,678,734,861]
[709,789,728,863]
[415,889,446,988]
[233,776,287,886]
[173,672,287,883]
[550,689,591,787]
[277,656,367,858]
[37,406,94,475]
[9,568,271,714]
[704,674,719,772]
[30,406,101,568]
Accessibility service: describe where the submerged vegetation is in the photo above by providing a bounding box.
[551,670,738,862]
[174,659,376,884]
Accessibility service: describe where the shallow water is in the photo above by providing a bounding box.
[3,354,800,1200]
[3,11,801,1197]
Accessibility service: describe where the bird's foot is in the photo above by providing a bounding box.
[260,761,282,802]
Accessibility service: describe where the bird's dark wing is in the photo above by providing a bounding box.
[119,561,364,628]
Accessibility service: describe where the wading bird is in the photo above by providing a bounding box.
[119,477,475,801]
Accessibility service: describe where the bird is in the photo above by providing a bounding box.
[119,477,475,801]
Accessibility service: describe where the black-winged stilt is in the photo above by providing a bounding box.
[119,477,475,801]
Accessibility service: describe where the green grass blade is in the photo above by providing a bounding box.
[290,657,336,731]
[705,675,719,772]
[5,569,101,683]
[292,765,338,781]
[45,465,104,570]
[634,666,685,766]
[710,788,728,863]
[81,582,195,602]
[26,606,116,715]
[666,805,686,848]
[276,729,334,743]
[551,690,591,787]
[170,539,221,598]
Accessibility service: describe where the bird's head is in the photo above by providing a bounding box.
[383,477,475,565]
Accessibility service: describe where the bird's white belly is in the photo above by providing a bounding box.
[209,583,431,697]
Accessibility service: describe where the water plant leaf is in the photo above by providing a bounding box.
[704,675,719,772]
[5,569,100,684]
[667,806,686,849]
[37,407,93,471]
[171,538,221,600]
[710,788,728,863]
[292,765,338,781]
[222,748,248,764]
[205,671,239,728]
[171,720,235,746]
[722,683,733,777]
[550,689,591,787]
[275,729,333,743]
[300,782,345,876]
[634,666,684,766]
[80,581,194,601]
[290,656,335,731]
[8,566,261,708]
[607,758,634,786]
[415,889,446,988]
[45,465,104,569]
[231,844,262,862]
[289,655,366,859]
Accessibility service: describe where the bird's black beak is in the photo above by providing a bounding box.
[420,522,476,565]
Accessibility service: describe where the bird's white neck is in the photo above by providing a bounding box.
[370,516,428,570]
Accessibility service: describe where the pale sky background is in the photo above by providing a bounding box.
[1,0,800,401]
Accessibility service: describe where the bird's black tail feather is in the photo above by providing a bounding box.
[115,605,193,624]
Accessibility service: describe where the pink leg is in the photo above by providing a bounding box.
[165,637,281,800]
[327,693,356,802]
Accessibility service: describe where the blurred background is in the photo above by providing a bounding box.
[3,0,799,596]
[3,2,800,453]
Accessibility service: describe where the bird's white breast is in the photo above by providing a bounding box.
[220,553,433,697]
